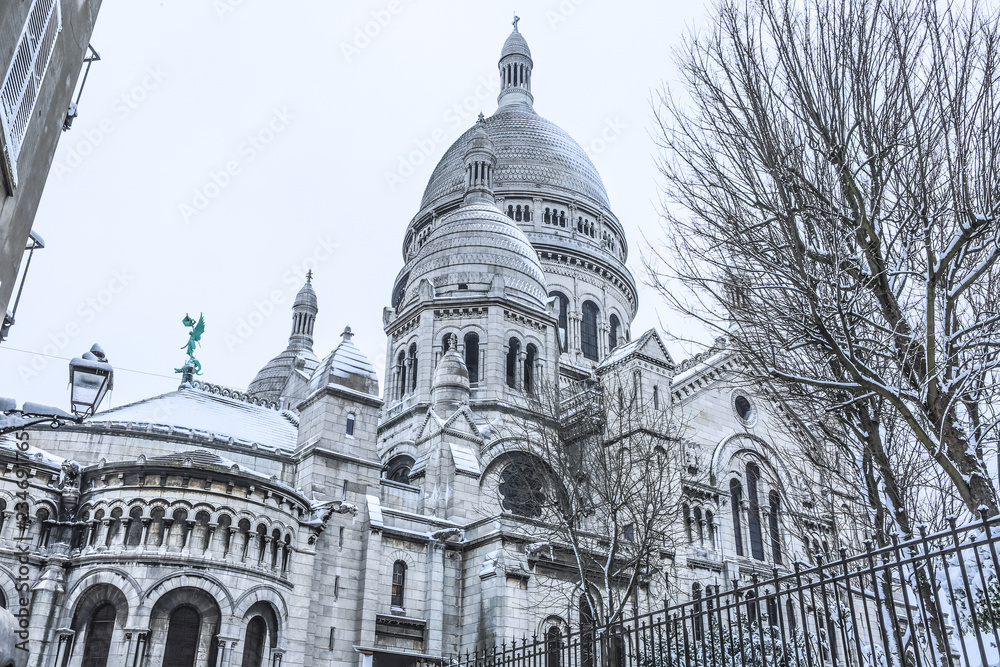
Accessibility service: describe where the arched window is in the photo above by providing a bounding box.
[524,344,537,394]
[408,343,418,392]
[81,602,116,667]
[396,351,407,399]
[240,616,267,667]
[544,208,551,223]
[162,606,201,667]
[464,332,480,384]
[653,385,660,410]
[769,491,782,564]
[706,510,715,549]
[609,314,621,350]
[507,205,515,219]
[385,456,414,485]
[559,211,566,226]
[683,503,692,542]
[391,561,406,608]
[516,205,522,221]
[441,333,453,352]
[694,506,704,544]
[581,301,599,361]
[730,479,744,556]
[524,205,531,221]
[346,412,355,436]
[549,292,569,350]
[506,338,520,388]
[746,463,764,560]
[545,626,562,667]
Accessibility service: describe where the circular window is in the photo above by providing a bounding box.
[733,394,756,424]
[498,460,546,518]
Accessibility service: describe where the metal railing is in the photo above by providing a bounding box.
[451,512,1000,667]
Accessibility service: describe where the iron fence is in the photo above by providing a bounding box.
[450,512,1000,667]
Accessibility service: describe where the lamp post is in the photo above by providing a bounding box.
[0,344,113,436]
[68,344,113,417]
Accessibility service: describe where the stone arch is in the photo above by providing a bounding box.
[146,586,225,667]
[710,432,794,489]
[59,568,143,628]
[140,572,235,625]
[0,565,23,611]
[233,586,289,623]
[62,582,131,667]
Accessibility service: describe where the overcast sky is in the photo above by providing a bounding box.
[0,0,715,412]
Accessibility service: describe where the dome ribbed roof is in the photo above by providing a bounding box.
[420,107,610,211]
[247,348,319,400]
[501,30,531,58]
[397,202,548,311]
[293,280,317,310]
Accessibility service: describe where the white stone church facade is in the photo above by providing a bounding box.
[0,24,837,667]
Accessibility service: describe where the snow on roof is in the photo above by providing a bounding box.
[0,434,65,467]
[597,329,674,370]
[85,385,297,452]
[450,441,481,476]
[312,328,379,396]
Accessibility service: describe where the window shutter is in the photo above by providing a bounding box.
[1,0,62,186]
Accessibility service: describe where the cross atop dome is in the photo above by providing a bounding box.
[512,13,520,31]
[306,269,313,283]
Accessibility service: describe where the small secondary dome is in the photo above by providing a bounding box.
[432,333,470,413]
[395,202,548,312]
[248,273,320,402]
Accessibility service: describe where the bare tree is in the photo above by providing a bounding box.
[498,368,687,637]
[650,0,1000,540]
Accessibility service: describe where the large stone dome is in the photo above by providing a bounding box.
[396,201,548,311]
[419,106,611,211]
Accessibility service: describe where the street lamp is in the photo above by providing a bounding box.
[68,344,113,417]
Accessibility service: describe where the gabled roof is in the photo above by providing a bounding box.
[84,384,297,452]
[597,329,675,371]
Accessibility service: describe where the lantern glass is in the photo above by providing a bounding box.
[69,358,113,416]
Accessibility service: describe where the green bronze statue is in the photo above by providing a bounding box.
[175,313,206,381]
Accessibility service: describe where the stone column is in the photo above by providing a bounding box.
[161,519,175,553]
[205,523,218,557]
[95,519,111,551]
[140,519,152,549]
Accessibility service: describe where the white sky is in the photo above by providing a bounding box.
[0,0,715,412]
